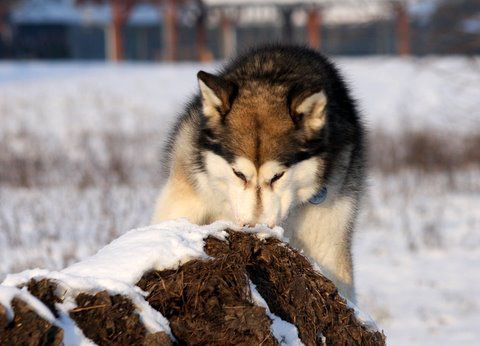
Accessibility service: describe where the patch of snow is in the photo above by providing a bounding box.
[311,262,325,276]
[337,57,480,135]
[61,219,230,284]
[56,303,96,346]
[346,299,379,331]
[242,223,286,240]
[2,269,174,339]
[129,294,173,338]
[249,281,303,346]
[0,283,96,345]
[0,285,56,323]
[0,57,478,139]
[354,171,480,346]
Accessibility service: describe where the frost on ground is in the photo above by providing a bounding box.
[0,58,479,345]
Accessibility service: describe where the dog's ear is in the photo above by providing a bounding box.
[197,71,237,124]
[288,87,328,135]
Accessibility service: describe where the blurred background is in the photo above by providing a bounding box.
[1,0,479,60]
[0,1,479,345]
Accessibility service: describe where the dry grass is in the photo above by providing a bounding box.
[0,129,478,189]
[369,130,480,174]
[0,131,163,188]
[0,127,478,276]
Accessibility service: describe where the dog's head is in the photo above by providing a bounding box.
[197,71,328,227]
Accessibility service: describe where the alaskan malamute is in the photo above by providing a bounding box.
[152,46,366,302]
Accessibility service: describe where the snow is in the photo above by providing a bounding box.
[337,57,480,135]
[347,299,378,331]
[1,269,175,340]
[0,57,479,345]
[355,171,480,345]
[0,285,56,323]
[241,223,286,240]
[1,219,234,342]
[250,281,304,345]
[0,219,313,345]
[56,305,96,346]
[0,57,478,137]
[0,285,95,345]
[62,219,230,283]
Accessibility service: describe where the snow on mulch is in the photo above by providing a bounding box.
[1,220,384,345]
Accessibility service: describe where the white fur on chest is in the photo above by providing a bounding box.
[284,196,356,300]
[286,197,354,262]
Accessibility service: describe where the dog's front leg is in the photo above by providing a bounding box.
[285,197,357,302]
[151,173,208,225]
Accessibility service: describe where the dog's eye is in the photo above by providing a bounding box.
[232,169,247,183]
[270,172,285,186]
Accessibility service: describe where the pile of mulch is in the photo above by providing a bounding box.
[0,230,385,345]
[0,279,171,346]
[0,296,63,346]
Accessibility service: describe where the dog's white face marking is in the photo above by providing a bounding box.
[202,152,319,227]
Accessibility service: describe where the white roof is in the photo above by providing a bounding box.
[11,0,420,25]
[203,0,400,7]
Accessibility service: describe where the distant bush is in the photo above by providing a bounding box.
[0,129,478,188]
[369,130,480,174]
[0,131,163,188]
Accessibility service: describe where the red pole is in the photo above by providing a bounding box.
[109,0,135,61]
[163,0,178,61]
[221,11,236,59]
[195,2,208,61]
[111,0,124,61]
[307,8,322,50]
[395,3,410,55]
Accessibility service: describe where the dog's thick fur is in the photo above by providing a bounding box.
[152,46,366,302]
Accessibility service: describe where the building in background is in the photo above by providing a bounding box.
[0,0,479,60]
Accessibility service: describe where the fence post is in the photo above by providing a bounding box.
[163,0,178,61]
[195,1,209,61]
[221,10,236,59]
[394,2,410,55]
[307,8,322,50]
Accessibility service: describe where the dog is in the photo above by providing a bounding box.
[152,45,366,302]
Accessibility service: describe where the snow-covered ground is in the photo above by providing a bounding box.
[0,58,479,345]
